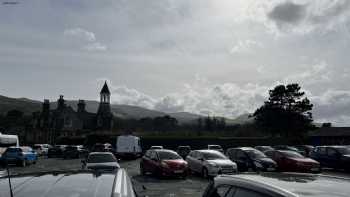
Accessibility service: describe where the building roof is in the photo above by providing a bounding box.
[308,127,350,137]
[100,81,110,94]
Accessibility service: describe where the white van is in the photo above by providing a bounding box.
[0,132,19,157]
[116,135,142,158]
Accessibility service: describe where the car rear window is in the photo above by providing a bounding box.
[158,151,182,160]
[87,154,117,163]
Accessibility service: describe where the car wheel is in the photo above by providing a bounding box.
[202,168,209,179]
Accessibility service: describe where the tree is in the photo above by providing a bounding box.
[253,83,314,138]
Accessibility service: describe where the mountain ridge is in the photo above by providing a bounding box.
[0,95,249,124]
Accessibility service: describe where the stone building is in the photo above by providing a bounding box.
[32,82,113,142]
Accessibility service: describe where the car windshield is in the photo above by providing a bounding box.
[246,150,266,159]
[203,152,226,160]
[335,147,350,155]
[158,151,182,160]
[282,151,304,158]
[87,154,117,163]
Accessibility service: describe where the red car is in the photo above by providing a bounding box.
[140,149,188,178]
[265,150,320,173]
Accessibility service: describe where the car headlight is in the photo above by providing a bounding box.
[208,162,218,168]
[254,161,263,168]
[161,161,169,168]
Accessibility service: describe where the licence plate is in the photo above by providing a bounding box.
[311,168,319,171]
[267,168,275,171]
[174,170,184,173]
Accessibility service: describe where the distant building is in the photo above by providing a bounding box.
[32,82,114,142]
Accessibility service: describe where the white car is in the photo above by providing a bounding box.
[33,144,52,156]
[82,152,120,171]
[186,150,237,178]
[150,146,163,150]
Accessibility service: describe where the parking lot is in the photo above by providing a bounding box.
[2,157,350,197]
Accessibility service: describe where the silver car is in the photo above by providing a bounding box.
[186,150,237,178]
[82,152,120,171]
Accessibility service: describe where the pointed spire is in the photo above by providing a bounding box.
[100,81,110,94]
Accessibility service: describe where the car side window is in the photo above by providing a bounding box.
[265,151,273,158]
[318,147,327,155]
[151,152,158,160]
[236,150,247,160]
[327,148,338,157]
[208,185,232,197]
[232,188,269,197]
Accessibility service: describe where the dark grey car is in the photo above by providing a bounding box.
[202,172,350,197]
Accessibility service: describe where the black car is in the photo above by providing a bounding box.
[176,145,191,159]
[0,169,136,197]
[310,146,350,171]
[226,147,277,172]
[63,145,88,159]
[47,145,66,158]
[203,172,350,197]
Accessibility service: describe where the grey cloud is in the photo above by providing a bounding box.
[268,2,307,26]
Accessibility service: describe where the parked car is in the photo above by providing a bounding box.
[273,145,305,155]
[140,149,188,178]
[0,169,136,197]
[310,145,350,171]
[254,146,274,153]
[149,146,163,150]
[208,145,224,153]
[265,150,320,173]
[176,145,191,159]
[63,145,88,159]
[0,146,37,167]
[202,172,350,197]
[33,144,52,156]
[82,152,120,171]
[47,145,66,158]
[186,150,237,178]
[226,147,277,172]
[295,145,314,157]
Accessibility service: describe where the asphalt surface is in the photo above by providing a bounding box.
[2,157,350,197]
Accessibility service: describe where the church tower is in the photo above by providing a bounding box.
[96,81,113,130]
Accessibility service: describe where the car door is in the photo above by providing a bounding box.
[149,151,160,173]
[186,151,198,172]
[326,148,340,169]
[192,151,204,173]
[235,150,249,171]
[316,147,328,166]
[142,150,153,172]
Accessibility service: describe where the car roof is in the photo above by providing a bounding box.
[195,149,222,154]
[216,173,350,197]
[0,169,135,197]
[89,152,114,155]
[152,149,176,153]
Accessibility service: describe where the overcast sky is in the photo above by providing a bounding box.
[1,0,350,125]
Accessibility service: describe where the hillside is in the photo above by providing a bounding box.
[0,95,248,125]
